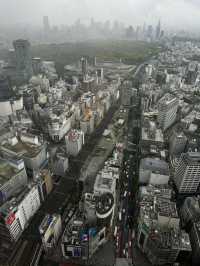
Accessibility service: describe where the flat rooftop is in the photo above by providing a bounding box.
[2,141,43,158]
[159,93,177,105]
[0,158,21,186]
[142,127,164,142]
[149,228,191,251]
[156,198,178,218]
[95,172,114,191]
[140,158,169,175]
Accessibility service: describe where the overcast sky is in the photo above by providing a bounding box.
[1,0,200,30]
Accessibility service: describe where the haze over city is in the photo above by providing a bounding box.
[0,0,200,31]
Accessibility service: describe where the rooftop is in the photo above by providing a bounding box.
[140,158,169,175]
[150,228,190,250]
[142,126,164,143]
[159,93,178,106]
[95,192,114,215]
[140,185,172,200]
[181,152,200,163]
[156,198,178,218]
[39,214,60,236]
[0,158,23,186]
[66,130,83,142]
[1,139,44,158]
[94,171,115,193]
[62,216,86,244]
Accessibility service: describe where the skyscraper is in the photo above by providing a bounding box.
[174,152,200,194]
[156,20,161,40]
[147,25,153,40]
[157,94,178,131]
[81,57,88,80]
[13,39,33,80]
[43,16,50,32]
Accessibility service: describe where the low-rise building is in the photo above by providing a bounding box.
[140,118,164,156]
[39,214,62,253]
[139,158,169,185]
[48,111,72,142]
[169,131,187,155]
[61,216,106,261]
[137,185,191,265]
[61,218,89,260]
[141,120,164,148]
[52,153,69,177]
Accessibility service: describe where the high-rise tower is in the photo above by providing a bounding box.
[157,94,178,131]
[156,20,161,39]
[13,39,33,80]
[43,16,50,32]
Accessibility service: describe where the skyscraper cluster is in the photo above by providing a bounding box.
[40,16,164,43]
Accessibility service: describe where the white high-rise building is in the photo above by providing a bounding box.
[174,152,200,194]
[157,94,178,131]
[65,129,84,156]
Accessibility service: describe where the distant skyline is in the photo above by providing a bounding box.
[1,0,200,31]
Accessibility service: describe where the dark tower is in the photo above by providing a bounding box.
[13,39,33,80]
[156,20,161,40]
[0,74,13,101]
[43,16,50,32]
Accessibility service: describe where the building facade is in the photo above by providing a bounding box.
[157,94,178,131]
[13,39,33,81]
[170,131,187,155]
[0,158,28,204]
[0,184,41,243]
[174,152,200,194]
[39,214,62,253]
[65,129,84,156]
